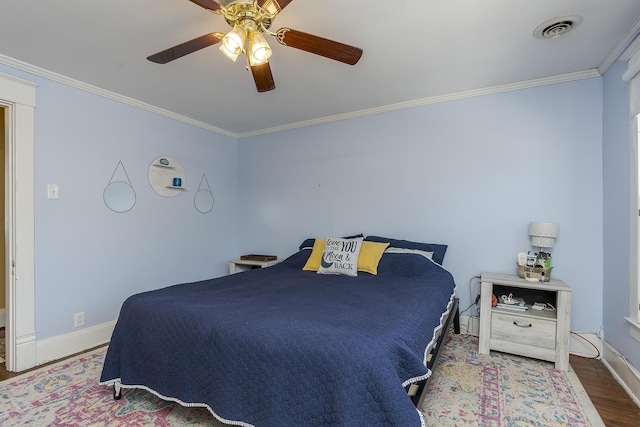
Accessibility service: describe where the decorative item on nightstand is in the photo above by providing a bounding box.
[517,222,559,282]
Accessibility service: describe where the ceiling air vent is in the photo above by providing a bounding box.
[533,15,583,39]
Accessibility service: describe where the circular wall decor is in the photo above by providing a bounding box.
[104,160,136,213]
[104,181,136,213]
[148,156,186,198]
[194,189,214,213]
[194,174,214,214]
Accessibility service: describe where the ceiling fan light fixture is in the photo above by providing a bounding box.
[248,31,272,65]
[219,24,247,61]
[148,0,363,92]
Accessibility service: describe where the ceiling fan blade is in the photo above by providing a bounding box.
[275,28,363,65]
[250,62,276,92]
[187,0,221,11]
[257,0,293,14]
[147,32,224,64]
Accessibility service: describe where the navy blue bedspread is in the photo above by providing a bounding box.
[100,250,456,427]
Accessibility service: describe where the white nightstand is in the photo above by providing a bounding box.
[229,258,279,274]
[478,272,572,371]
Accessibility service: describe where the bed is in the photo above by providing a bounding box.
[100,236,458,426]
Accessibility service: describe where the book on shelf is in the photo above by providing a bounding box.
[240,254,277,261]
[495,303,528,311]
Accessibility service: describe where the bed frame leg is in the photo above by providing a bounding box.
[113,381,122,400]
[453,299,460,334]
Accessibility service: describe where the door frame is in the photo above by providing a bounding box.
[1,71,36,372]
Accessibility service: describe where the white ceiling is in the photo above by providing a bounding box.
[1,0,640,137]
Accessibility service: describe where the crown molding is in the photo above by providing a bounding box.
[237,69,601,138]
[600,16,640,73]
[622,31,640,82]
[0,53,600,141]
[620,16,640,61]
[0,53,236,139]
[623,37,640,62]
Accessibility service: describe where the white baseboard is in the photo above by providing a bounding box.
[601,340,640,408]
[458,316,602,358]
[0,308,5,328]
[15,332,37,371]
[36,320,115,366]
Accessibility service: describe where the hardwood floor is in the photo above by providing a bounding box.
[571,355,640,427]
[0,328,639,426]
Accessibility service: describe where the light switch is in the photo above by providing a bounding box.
[47,184,59,199]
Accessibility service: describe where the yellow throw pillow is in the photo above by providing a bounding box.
[357,241,390,275]
[302,238,326,271]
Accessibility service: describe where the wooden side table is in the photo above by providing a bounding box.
[478,272,572,371]
[229,259,279,274]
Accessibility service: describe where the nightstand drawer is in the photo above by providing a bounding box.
[491,311,556,350]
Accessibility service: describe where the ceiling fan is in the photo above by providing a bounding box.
[147,0,363,92]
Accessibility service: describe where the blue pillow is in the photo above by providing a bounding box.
[298,234,364,251]
[364,235,448,265]
[298,238,316,251]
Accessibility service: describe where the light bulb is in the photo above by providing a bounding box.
[248,31,272,66]
[219,25,246,62]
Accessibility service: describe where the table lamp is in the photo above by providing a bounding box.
[529,222,559,253]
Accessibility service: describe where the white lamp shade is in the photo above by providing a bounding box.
[529,222,559,248]
[219,25,247,62]
[531,236,555,248]
[248,31,272,66]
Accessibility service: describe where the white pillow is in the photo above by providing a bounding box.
[384,247,434,260]
[318,237,363,276]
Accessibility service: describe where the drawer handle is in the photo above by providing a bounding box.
[513,321,532,328]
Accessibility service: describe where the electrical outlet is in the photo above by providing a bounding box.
[74,312,85,328]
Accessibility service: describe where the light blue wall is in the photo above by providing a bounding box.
[0,60,625,360]
[238,78,604,333]
[0,64,238,340]
[603,59,640,370]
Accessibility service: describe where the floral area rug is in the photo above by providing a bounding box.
[0,336,604,426]
[422,335,605,427]
[0,346,225,426]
